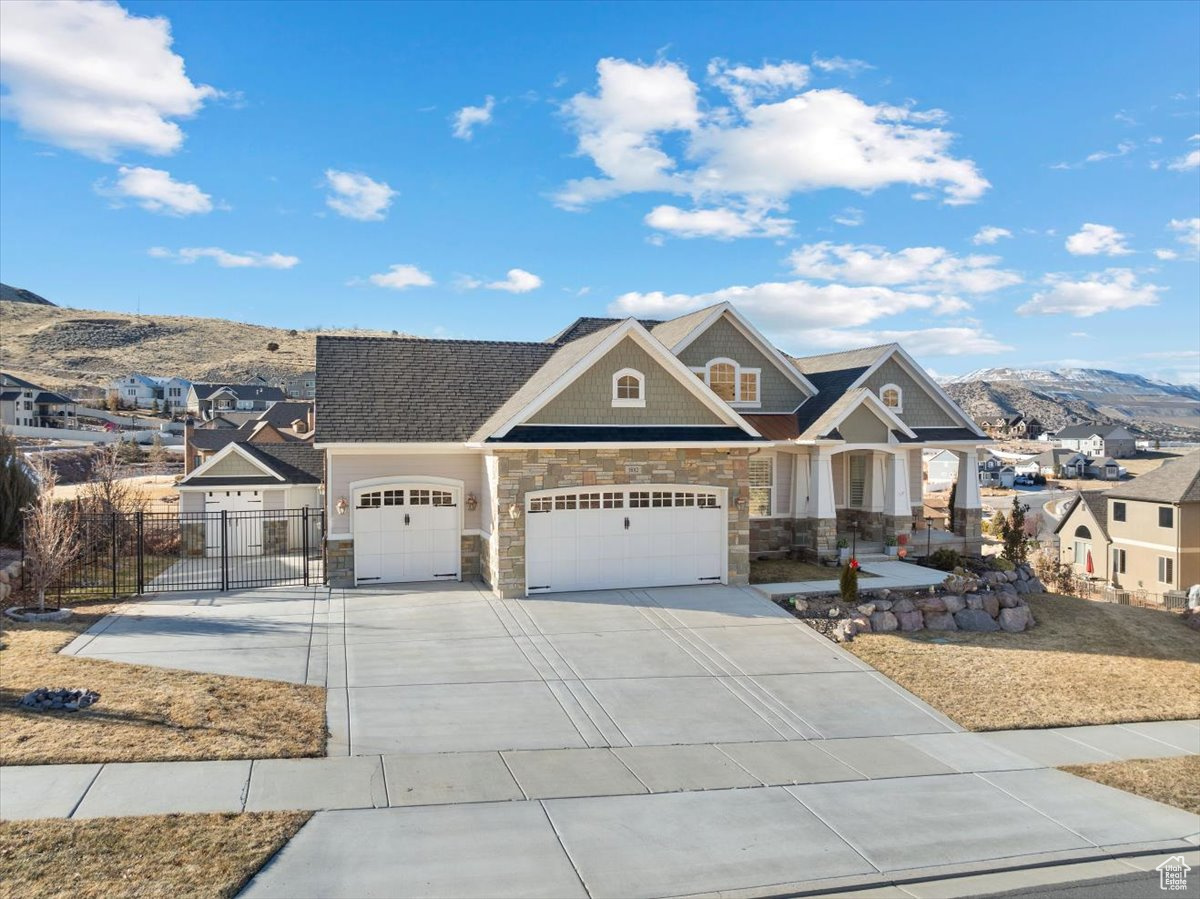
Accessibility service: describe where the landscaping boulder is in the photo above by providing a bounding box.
[870,610,899,632]
[954,608,1001,632]
[981,594,1000,618]
[999,606,1033,633]
[917,596,947,614]
[999,592,1021,609]
[891,598,916,614]
[924,612,958,631]
[942,594,966,615]
[856,603,876,617]
[850,614,872,633]
[897,610,924,632]
[1006,570,1019,582]
[873,599,893,612]
[0,582,9,603]
[966,595,984,611]
[792,598,808,612]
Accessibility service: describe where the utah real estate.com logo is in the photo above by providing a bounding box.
[1157,855,1190,892]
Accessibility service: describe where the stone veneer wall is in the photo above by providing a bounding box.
[488,448,751,599]
[461,534,481,580]
[749,518,795,556]
[263,519,288,555]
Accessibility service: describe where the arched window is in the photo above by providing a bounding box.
[707,362,737,401]
[1074,525,1091,539]
[611,368,645,407]
[880,384,903,411]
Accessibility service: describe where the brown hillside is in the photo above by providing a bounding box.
[0,301,405,390]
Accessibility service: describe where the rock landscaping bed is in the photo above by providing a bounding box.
[774,560,1044,643]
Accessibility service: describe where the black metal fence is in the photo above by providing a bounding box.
[24,508,325,600]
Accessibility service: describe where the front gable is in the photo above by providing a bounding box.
[202,450,277,479]
[528,336,729,427]
[860,356,961,428]
[671,312,812,413]
[838,403,892,443]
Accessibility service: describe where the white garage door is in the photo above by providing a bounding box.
[353,485,460,585]
[203,489,264,557]
[525,487,726,595]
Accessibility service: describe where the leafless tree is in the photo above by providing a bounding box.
[148,433,168,474]
[79,445,148,515]
[23,455,82,611]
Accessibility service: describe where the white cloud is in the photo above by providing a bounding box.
[1167,149,1200,171]
[1064,223,1133,256]
[786,242,1021,294]
[810,54,873,75]
[365,264,434,290]
[1018,269,1163,317]
[1156,217,1200,260]
[1155,248,1179,261]
[1052,141,1135,170]
[148,246,298,269]
[644,204,793,239]
[478,268,543,293]
[323,169,396,221]
[554,57,988,221]
[452,96,495,140]
[972,225,1012,245]
[707,59,810,111]
[832,207,864,227]
[0,0,218,160]
[101,165,213,215]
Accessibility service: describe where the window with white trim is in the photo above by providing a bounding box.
[1158,556,1174,585]
[880,384,902,411]
[611,368,645,408]
[749,457,774,517]
[1112,548,1126,575]
[695,359,761,406]
[848,454,866,507]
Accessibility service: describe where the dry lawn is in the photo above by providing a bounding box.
[54,475,181,512]
[750,559,877,584]
[1063,756,1200,816]
[847,593,1200,731]
[0,812,310,899]
[0,601,326,765]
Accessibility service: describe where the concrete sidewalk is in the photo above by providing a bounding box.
[3,720,1196,821]
[753,559,951,597]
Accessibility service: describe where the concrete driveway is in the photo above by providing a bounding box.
[57,582,1200,898]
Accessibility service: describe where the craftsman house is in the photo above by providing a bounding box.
[315,303,986,598]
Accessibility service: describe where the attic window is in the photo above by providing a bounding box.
[880,384,903,412]
[612,368,645,408]
[700,359,761,406]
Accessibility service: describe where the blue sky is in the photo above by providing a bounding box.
[1,0,1198,382]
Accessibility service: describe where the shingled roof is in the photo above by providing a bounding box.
[1106,452,1200,504]
[547,317,662,345]
[316,335,557,442]
[1054,491,1110,538]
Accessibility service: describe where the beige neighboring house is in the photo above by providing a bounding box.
[316,302,988,598]
[1056,452,1200,593]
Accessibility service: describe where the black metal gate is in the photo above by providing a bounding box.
[26,508,325,600]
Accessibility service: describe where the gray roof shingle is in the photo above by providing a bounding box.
[547,317,662,345]
[1106,452,1200,504]
[1055,491,1110,537]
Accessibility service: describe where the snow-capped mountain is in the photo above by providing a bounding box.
[941,368,1200,440]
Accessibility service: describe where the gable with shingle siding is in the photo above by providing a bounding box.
[528,336,727,426]
[204,451,273,479]
[860,358,957,428]
[673,316,807,412]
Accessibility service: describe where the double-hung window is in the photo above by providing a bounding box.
[1158,556,1174,585]
[695,359,761,407]
[1112,548,1126,576]
[748,457,774,517]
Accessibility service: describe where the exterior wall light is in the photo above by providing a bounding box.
[465,492,478,511]
[508,503,522,520]
[735,495,748,510]
[336,496,349,516]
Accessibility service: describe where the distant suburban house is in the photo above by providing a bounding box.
[1057,452,1199,592]
[978,453,1016,488]
[1086,456,1123,481]
[1051,424,1137,459]
[184,402,314,473]
[1033,448,1090,478]
[1,372,77,429]
[186,383,286,420]
[160,377,192,413]
[281,371,317,399]
[111,373,163,408]
[980,413,1043,440]
[923,448,959,488]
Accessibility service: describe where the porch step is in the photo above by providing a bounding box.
[854,553,891,563]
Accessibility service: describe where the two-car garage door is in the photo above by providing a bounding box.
[353,484,461,585]
[525,487,726,594]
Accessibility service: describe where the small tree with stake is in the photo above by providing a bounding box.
[22,455,81,612]
[999,494,1030,565]
[839,558,860,605]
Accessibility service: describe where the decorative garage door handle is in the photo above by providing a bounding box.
[404,513,410,525]
[624,516,630,530]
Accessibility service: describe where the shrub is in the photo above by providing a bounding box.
[288,329,299,337]
[991,556,1015,571]
[927,547,962,571]
[266,341,280,352]
[0,428,36,544]
[839,561,859,604]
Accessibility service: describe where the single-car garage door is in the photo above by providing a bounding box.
[353,485,460,585]
[203,489,264,557]
[525,486,726,594]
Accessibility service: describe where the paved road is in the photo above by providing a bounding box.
[982,486,1078,540]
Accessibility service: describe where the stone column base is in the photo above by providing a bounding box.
[883,514,914,541]
[953,507,983,540]
[814,518,838,560]
[326,538,354,587]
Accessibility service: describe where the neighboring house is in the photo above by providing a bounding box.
[1055,492,1110,579]
[184,402,314,473]
[981,413,1043,440]
[1051,424,1137,459]
[160,377,192,413]
[1,372,77,428]
[315,301,987,597]
[923,449,958,488]
[1086,456,1123,481]
[281,371,317,399]
[187,383,286,419]
[1057,452,1200,592]
[111,373,163,408]
[1034,448,1090,478]
[978,454,1016,489]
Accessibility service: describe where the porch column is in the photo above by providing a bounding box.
[809,446,837,558]
[884,450,914,538]
[864,452,887,542]
[953,448,983,539]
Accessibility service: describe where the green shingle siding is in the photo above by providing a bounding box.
[861,359,957,428]
[674,317,807,413]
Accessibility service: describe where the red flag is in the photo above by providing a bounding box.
[1086,549,1094,575]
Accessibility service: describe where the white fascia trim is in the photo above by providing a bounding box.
[668,302,818,397]
[177,484,288,492]
[491,318,761,439]
[182,442,286,483]
[853,346,986,437]
[466,441,770,450]
[317,442,481,454]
